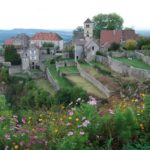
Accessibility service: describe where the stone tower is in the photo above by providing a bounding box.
[84,18,93,40]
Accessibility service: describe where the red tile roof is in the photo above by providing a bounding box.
[100,30,122,46]
[31,32,63,41]
[4,38,14,45]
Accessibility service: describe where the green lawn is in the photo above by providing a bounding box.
[59,66,79,74]
[66,75,107,98]
[115,57,150,70]
[35,79,55,96]
[47,63,72,88]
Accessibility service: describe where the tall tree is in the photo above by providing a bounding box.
[93,13,124,38]
[73,26,84,36]
[4,45,21,65]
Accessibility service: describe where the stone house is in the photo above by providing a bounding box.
[30,32,64,51]
[21,45,40,70]
[4,33,30,49]
[73,18,99,62]
[100,29,139,50]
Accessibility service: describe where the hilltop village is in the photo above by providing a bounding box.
[0,17,150,150]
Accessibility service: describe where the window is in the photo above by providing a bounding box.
[86,24,90,28]
[92,46,94,50]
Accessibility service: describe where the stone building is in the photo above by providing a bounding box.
[21,45,40,70]
[4,33,30,49]
[73,18,99,62]
[30,32,64,51]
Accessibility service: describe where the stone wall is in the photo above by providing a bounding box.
[134,51,150,65]
[77,62,110,98]
[46,68,60,91]
[9,66,22,75]
[96,55,150,80]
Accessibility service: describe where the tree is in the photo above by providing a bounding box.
[73,26,84,36]
[93,13,124,38]
[124,39,137,50]
[4,45,21,65]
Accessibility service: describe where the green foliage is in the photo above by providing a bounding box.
[96,51,106,56]
[141,44,150,50]
[0,66,9,82]
[124,39,137,50]
[4,45,21,65]
[55,87,88,106]
[73,26,84,36]
[42,42,54,48]
[93,13,124,38]
[58,133,90,150]
[108,42,120,51]
[137,37,150,49]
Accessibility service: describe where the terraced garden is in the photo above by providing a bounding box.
[59,66,79,74]
[114,57,150,70]
[66,75,107,98]
[47,63,72,88]
[80,62,120,92]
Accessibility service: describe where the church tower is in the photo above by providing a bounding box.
[84,18,93,40]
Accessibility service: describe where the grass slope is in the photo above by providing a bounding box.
[115,58,150,70]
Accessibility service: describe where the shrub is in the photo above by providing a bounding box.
[141,44,150,50]
[55,87,88,106]
[96,51,106,56]
[108,42,120,51]
[124,39,137,50]
[0,66,9,82]
[137,37,150,49]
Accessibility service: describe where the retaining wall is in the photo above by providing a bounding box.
[9,66,22,75]
[77,62,110,98]
[46,68,60,91]
[96,55,150,80]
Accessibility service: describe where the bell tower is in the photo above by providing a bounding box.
[84,18,93,40]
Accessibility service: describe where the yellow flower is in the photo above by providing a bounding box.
[75,118,79,122]
[61,105,65,109]
[29,117,32,120]
[60,118,63,121]
[39,118,43,122]
[140,123,144,130]
[14,144,19,150]
[54,129,58,133]
[68,116,72,120]
[39,114,42,117]
[141,109,144,113]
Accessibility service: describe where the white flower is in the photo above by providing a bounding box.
[67,131,74,136]
[80,131,85,135]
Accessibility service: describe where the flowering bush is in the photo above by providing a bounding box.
[0,94,150,149]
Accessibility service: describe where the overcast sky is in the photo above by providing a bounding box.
[0,0,149,30]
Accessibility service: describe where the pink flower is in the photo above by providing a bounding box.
[68,111,74,116]
[22,117,26,124]
[82,120,90,127]
[5,145,8,150]
[88,96,97,105]
[108,109,114,115]
[0,116,5,121]
[5,134,11,140]
[67,131,74,136]
[80,131,85,135]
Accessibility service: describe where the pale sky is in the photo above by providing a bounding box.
[0,0,150,30]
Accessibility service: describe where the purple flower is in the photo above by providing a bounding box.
[5,145,8,150]
[88,96,97,105]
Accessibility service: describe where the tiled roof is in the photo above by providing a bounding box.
[4,38,14,45]
[84,18,93,23]
[31,32,63,41]
[122,30,138,41]
[100,30,122,46]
